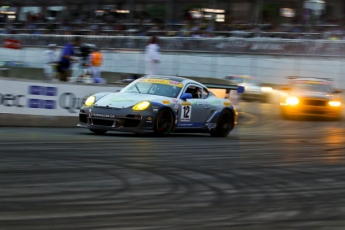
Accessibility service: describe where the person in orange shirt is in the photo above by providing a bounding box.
[90,47,103,83]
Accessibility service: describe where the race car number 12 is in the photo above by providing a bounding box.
[181,105,191,121]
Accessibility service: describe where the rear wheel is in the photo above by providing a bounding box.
[89,129,107,135]
[281,110,292,120]
[154,108,174,136]
[261,94,269,103]
[210,109,234,137]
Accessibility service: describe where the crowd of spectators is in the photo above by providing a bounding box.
[1,11,345,40]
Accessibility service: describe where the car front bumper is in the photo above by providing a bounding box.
[280,104,342,118]
[77,106,158,133]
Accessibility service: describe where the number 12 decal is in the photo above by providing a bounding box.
[181,105,191,121]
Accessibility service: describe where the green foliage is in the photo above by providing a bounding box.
[145,5,166,19]
[262,3,280,21]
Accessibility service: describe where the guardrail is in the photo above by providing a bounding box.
[1,34,345,56]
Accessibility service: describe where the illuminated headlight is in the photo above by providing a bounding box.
[329,101,341,107]
[132,101,150,111]
[84,95,96,106]
[261,87,272,92]
[286,97,299,105]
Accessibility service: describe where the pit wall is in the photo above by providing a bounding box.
[1,47,345,88]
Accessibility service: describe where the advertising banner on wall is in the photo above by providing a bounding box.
[3,39,21,50]
[0,79,123,116]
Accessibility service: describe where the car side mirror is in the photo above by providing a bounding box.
[333,89,343,94]
[180,93,193,100]
[237,86,245,94]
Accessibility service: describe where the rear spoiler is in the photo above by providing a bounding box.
[184,76,245,93]
[203,83,238,90]
[203,83,245,93]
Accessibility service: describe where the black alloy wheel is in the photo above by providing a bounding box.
[210,109,234,137]
[154,108,174,136]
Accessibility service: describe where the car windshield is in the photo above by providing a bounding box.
[122,78,183,98]
[292,80,333,92]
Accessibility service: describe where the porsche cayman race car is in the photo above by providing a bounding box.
[280,77,343,120]
[78,75,244,137]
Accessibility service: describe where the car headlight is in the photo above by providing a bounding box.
[84,95,96,106]
[329,101,341,107]
[132,101,150,111]
[261,87,272,92]
[286,97,299,105]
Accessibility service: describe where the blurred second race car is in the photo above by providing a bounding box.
[280,77,343,120]
[225,75,272,103]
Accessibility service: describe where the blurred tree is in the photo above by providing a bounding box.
[262,3,280,23]
[145,5,166,21]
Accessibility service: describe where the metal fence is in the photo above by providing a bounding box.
[2,34,345,56]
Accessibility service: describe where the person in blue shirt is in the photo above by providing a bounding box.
[57,36,81,81]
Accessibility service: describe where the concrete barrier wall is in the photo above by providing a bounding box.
[1,47,345,88]
[2,67,127,83]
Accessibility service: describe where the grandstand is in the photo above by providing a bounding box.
[0,0,343,39]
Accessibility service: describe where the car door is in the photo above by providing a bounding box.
[179,84,210,128]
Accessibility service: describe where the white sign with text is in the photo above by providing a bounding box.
[0,79,123,116]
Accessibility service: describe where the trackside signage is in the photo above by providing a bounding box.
[0,79,122,116]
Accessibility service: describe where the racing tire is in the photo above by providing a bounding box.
[261,95,269,103]
[281,111,292,120]
[210,109,234,137]
[89,129,107,135]
[154,108,174,136]
[332,115,343,122]
[281,113,288,120]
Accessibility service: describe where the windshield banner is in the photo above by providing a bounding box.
[139,78,183,87]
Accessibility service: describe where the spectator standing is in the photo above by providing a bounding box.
[57,36,81,81]
[42,44,58,80]
[90,46,104,83]
[145,36,160,75]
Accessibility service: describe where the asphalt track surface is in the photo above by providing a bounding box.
[1,102,345,230]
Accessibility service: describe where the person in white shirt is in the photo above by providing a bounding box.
[42,44,58,80]
[145,36,160,75]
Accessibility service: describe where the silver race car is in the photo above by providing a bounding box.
[78,75,244,137]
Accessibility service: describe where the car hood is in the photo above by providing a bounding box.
[94,92,172,108]
[290,91,340,100]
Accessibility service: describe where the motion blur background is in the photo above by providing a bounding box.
[1,0,345,87]
[2,1,345,230]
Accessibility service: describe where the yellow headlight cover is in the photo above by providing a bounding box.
[286,97,299,105]
[132,101,150,111]
[84,95,96,106]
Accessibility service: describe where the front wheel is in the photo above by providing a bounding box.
[281,110,291,120]
[210,109,234,137]
[89,129,107,135]
[154,108,174,136]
